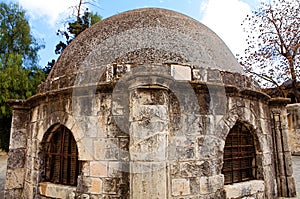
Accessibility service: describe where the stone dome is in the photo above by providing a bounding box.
[42,8,244,92]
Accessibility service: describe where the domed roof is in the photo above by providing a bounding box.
[44,8,243,91]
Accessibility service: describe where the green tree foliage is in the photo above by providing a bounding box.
[0,2,45,151]
[240,0,300,101]
[55,0,102,55]
[45,0,101,74]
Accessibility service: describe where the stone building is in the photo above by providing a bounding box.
[287,104,300,155]
[4,8,297,199]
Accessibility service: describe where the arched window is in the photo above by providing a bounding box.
[44,125,81,186]
[222,122,257,184]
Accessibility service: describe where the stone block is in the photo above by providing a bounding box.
[4,188,22,198]
[111,93,128,116]
[131,105,168,123]
[131,165,167,198]
[171,65,191,81]
[7,149,26,169]
[176,114,202,135]
[9,129,27,149]
[192,68,207,82]
[199,174,224,194]
[118,138,130,161]
[171,178,190,196]
[38,182,76,198]
[23,181,33,199]
[94,138,119,160]
[11,109,28,129]
[207,69,222,83]
[209,94,227,115]
[197,136,224,159]
[89,178,103,194]
[77,138,94,161]
[77,116,99,137]
[190,177,200,194]
[70,122,85,142]
[224,180,264,199]
[108,162,128,177]
[130,133,166,161]
[180,161,211,177]
[5,168,25,189]
[168,136,196,160]
[287,176,297,197]
[103,178,118,194]
[90,161,108,177]
[262,153,272,166]
[96,93,112,117]
[106,116,129,137]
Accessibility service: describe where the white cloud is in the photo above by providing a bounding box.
[17,0,84,26]
[200,0,252,57]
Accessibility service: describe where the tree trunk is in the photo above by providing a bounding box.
[287,55,300,103]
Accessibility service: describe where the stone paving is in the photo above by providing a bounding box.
[0,155,299,198]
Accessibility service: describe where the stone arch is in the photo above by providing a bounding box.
[36,111,89,160]
[216,106,261,141]
[217,107,270,184]
[38,123,82,186]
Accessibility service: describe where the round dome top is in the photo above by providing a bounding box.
[45,8,243,90]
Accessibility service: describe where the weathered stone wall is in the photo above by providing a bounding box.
[5,7,298,198]
[4,63,297,199]
[4,103,28,198]
[287,103,300,155]
[270,98,296,198]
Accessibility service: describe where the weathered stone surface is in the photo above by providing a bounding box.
[287,103,300,155]
[199,174,224,194]
[94,138,119,160]
[5,168,25,189]
[168,136,196,160]
[179,161,211,177]
[7,149,26,169]
[171,64,191,81]
[103,178,118,194]
[197,136,224,159]
[90,161,108,177]
[224,180,264,199]
[4,7,297,199]
[171,178,190,196]
[131,165,167,198]
[39,182,76,198]
[9,130,27,149]
[89,178,103,194]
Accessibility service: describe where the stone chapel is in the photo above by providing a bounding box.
[4,8,297,199]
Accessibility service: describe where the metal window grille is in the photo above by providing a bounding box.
[44,126,81,186]
[222,123,257,184]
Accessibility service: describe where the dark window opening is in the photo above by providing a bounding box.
[287,93,296,104]
[44,125,81,186]
[222,122,257,184]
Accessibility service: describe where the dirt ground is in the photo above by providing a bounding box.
[0,154,7,199]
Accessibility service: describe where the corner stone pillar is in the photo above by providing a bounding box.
[4,100,29,198]
[269,98,296,198]
[129,88,169,199]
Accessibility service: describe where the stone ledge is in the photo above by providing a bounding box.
[38,182,76,198]
[224,180,264,199]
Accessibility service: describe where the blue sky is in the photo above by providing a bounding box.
[3,0,261,68]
